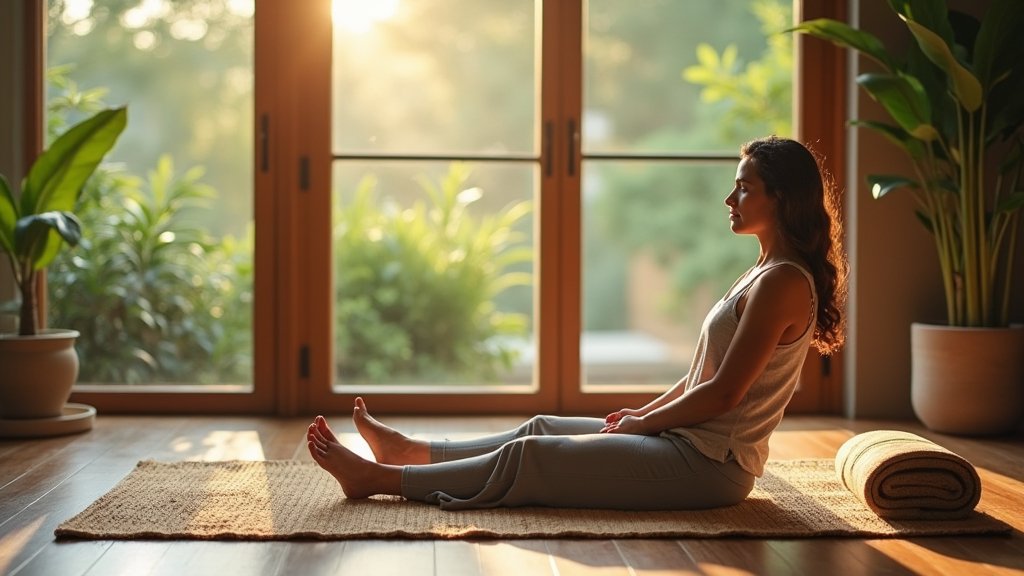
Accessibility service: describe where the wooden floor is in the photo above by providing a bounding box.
[1,414,1022,576]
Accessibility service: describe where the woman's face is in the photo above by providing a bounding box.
[725,157,777,236]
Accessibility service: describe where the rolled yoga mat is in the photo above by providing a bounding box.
[834,429,982,520]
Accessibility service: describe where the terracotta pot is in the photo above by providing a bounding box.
[0,329,80,419]
[911,323,1024,435]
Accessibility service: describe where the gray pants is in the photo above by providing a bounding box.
[400,415,755,511]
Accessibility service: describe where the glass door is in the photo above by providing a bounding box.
[565,0,800,411]
[299,0,842,415]
[306,0,557,413]
[44,0,272,412]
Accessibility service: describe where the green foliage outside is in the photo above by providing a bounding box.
[335,164,532,383]
[49,157,254,384]
[682,0,793,141]
[46,67,254,384]
[594,0,792,320]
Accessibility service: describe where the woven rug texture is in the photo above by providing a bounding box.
[54,459,1010,540]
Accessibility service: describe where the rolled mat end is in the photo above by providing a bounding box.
[834,430,982,520]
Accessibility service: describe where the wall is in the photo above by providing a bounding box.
[0,1,23,333]
[844,0,1024,418]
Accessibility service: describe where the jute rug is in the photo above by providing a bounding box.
[55,459,1011,540]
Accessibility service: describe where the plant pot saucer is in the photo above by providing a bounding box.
[0,403,96,438]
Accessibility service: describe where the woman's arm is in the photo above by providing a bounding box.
[603,265,812,435]
[604,375,689,424]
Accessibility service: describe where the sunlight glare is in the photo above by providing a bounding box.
[61,0,93,24]
[227,0,255,18]
[332,0,399,34]
[120,0,170,30]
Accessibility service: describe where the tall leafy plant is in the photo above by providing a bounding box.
[792,0,1024,327]
[334,163,533,383]
[0,107,127,336]
[48,156,254,384]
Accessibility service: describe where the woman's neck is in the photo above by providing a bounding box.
[755,236,801,268]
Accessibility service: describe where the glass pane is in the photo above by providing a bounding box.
[584,0,794,154]
[582,161,756,387]
[332,161,537,389]
[331,0,538,155]
[45,0,255,387]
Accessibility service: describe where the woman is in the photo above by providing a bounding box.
[307,136,847,511]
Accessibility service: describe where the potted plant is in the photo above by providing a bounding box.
[792,0,1024,434]
[0,106,126,432]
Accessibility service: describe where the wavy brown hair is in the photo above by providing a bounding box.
[741,136,848,355]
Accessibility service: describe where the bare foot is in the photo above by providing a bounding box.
[352,397,430,465]
[306,416,401,499]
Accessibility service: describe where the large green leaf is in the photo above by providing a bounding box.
[987,67,1024,140]
[21,106,127,217]
[0,174,16,256]
[788,20,896,72]
[857,73,938,141]
[887,0,956,46]
[996,190,1024,214]
[914,209,934,233]
[13,211,83,270]
[851,120,927,159]
[902,16,982,112]
[973,0,1024,90]
[867,174,920,199]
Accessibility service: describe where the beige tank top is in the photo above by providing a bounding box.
[668,261,816,477]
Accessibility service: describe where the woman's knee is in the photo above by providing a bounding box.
[519,414,558,436]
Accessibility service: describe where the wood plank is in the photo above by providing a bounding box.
[545,539,632,576]
[0,418,150,520]
[475,540,554,576]
[863,538,1007,576]
[766,539,909,576]
[613,539,699,575]
[678,540,793,576]
[81,541,173,576]
[942,536,1024,575]
[333,540,436,576]
[260,417,311,460]
[0,433,82,488]
[268,541,347,576]
[1,417,189,575]
[147,541,291,576]
[434,540,483,576]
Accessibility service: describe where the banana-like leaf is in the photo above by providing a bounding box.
[914,209,935,233]
[857,73,939,141]
[868,174,920,199]
[986,63,1024,141]
[996,190,1024,214]
[850,120,927,159]
[21,106,127,217]
[902,16,982,112]
[0,174,16,256]
[13,211,83,270]
[973,0,1024,90]
[888,0,957,45]
[788,20,896,72]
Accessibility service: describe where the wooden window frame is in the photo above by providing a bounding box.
[26,0,846,415]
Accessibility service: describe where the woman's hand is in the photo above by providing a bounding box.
[604,408,644,425]
[601,414,653,435]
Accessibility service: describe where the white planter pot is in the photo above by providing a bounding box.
[0,329,80,419]
[911,323,1024,435]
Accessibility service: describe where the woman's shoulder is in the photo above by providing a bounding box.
[760,260,814,293]
[745,262,815,317]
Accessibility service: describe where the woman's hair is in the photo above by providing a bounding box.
[740,136,848,355]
